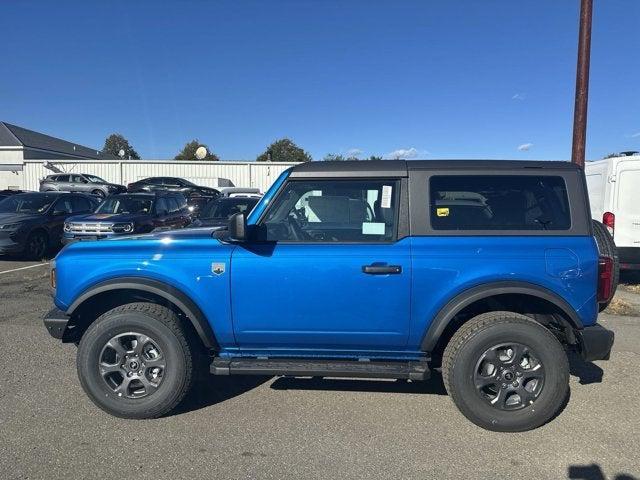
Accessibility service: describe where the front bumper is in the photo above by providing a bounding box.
[617,247,640,270]
[576,324,614,361]
[62,233,115,244]
[0,236,25,254]
[43,307,70,339]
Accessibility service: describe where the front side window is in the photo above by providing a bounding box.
[70,196,94,212]
[260,179,398,242]
[0,194,56,214]
[167,196,180,213]
[429,175,571,231]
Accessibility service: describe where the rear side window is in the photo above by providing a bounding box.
[429,175,571,231]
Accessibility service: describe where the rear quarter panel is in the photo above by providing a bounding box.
[408,236,599,348]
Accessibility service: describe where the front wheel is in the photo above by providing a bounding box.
[76,303,196,419]
[442,311,569,432]
[92,189,106,199]
[24,230,48,260]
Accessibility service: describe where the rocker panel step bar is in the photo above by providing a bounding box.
[211,358,430,381]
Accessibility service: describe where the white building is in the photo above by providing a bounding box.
[0,121,293,192]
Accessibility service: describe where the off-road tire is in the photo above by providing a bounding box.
[77,302,195,419]
[442,311,569,432]
[592,219,619,311]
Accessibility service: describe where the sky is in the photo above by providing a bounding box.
[1,0,639,161]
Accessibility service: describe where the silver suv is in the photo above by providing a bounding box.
[39,173,126,199]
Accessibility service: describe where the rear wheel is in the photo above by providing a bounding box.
[592,220,619,311]
[24,230,48,260]
[442,311,569,432]
[77,303,196,419]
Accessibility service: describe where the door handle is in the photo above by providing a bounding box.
[362,264,402,275]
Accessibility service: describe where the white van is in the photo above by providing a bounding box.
[586,152,640,270]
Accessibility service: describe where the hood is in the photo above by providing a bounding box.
[0,212,43,225]
[106,226,222,242]
[67,212,149,223]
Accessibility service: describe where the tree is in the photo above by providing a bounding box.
[368,155,383,161]
[102,133,140,159]
[257,138,311,162]
[174,139,220,161]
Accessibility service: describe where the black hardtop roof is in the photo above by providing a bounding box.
[289,160,580,178]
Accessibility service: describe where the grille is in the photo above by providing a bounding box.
[67,222,113,234]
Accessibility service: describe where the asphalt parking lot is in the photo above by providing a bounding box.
[0,257,639,480]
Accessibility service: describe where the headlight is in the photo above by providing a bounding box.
[0,223,21,230]
[112,222,134,233]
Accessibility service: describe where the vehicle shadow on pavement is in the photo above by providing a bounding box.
[568,463,638,480]
[568,352,604,385]
[269,371,448,395]
[169,375,273,416]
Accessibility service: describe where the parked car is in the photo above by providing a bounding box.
[586,152,640,270]
[0,192,98,259]
[191,196,261,229]
[0,189,28,201]
[63,192,191,243]
[40,173,126,198]
[127,177,221,216]
[44,160,614,432]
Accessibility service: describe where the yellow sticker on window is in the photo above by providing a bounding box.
[436,207,450,217]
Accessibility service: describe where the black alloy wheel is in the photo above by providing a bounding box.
[99,332,166,399]
[473,342,544,410]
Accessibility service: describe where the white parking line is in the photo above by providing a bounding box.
[0,262,50,275]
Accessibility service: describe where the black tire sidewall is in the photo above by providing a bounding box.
[77,311,189,418]
[449,322,569,432]
[25,231,47,260]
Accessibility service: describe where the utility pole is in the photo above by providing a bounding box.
[571,0,593,168]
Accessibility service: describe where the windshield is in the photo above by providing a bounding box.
[96,197,153,214]
[201,198,259,219]
[85,174,107,184]
[0,194,55,214]
[180,178,196,187]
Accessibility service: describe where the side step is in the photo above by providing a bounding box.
[211,358,430,381]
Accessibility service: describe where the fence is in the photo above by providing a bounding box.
[19,160,295,192]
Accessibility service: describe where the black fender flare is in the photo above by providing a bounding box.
[420,281,584,352]
[67,277,218,350]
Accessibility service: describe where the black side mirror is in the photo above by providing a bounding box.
[228,212,247,242]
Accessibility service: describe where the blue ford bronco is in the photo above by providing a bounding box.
[44,160,614,432]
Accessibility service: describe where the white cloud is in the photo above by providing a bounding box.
[517,143,534,151]
[512,93,526,101]
[631,132,640,138]
[345,148,363,158]
[385,147,429,159]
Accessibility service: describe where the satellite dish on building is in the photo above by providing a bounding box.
[118,149,125,159]
[195,146,208,160]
